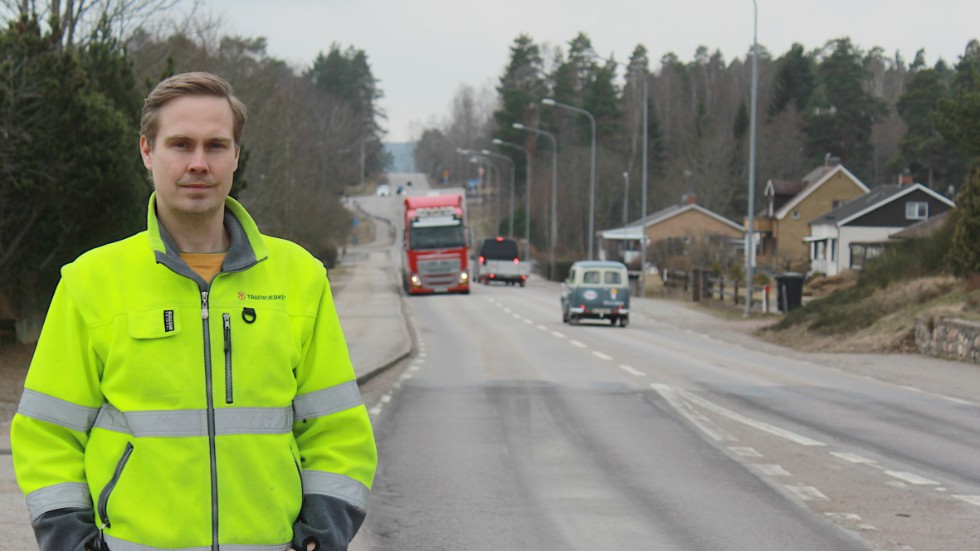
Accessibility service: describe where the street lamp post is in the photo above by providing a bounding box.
[622,172,629,227]
[513,123,558,280]
[745,0,759,317]
[541,98,597,260]
[493,139,532,259]
[481,149,516,238]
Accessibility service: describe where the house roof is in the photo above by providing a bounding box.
[601,203,743,241]
[809,183,956,227]
[772,164,870,220]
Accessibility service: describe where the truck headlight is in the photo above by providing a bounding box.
[458,271,469,285]
[410,274,422,287]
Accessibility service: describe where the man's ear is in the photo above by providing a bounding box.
[139,135,153,170]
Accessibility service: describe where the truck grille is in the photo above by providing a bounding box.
[418,258,461,288]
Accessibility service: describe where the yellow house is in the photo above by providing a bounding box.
[600,196,743,266]
[753,160,869,271]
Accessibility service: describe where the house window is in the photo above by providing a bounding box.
[792,211,801,220]
[906,201,928,220]
[832,199,844,208]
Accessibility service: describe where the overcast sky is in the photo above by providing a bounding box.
[205,0,979,143]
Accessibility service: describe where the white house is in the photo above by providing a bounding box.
[807,183,956,276]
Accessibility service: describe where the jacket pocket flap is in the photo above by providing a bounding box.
[129,308,181,339]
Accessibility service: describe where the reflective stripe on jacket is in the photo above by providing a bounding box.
[11,195,377,550]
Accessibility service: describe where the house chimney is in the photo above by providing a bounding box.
[824,154,841,167]
[898,169,913,187]
[682,192,697,205]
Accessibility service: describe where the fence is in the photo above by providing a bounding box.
[662,269,773,313]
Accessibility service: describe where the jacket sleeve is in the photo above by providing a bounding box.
[291,273,377,550]
[11,272,105,550]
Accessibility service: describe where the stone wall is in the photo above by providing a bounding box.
[915,316,980,364]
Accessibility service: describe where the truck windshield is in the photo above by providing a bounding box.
[409,225,466,250]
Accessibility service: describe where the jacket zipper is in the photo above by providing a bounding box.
[201,290,220,551]
[97,442,134,530]
[223,313,233,404]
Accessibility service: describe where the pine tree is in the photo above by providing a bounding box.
[947,168,980,276]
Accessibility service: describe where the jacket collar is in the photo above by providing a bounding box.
[146,193,268,278]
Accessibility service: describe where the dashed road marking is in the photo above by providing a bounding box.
[786,485,829,501]
[569,340,587,348]
[830,452,877,465]
[551,331,566,339]
[885,471,939,485]
[592,351,612,361]
[728,446,763,458]
[754,464,792,477]
[537,324,547,330]
[618,365,644,376]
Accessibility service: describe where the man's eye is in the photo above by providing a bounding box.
[208,142,229,150]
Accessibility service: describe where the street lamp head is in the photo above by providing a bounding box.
[541,98,556,106]
[512,123,525,130]
[492,139,503,145]
[623,172,629,178]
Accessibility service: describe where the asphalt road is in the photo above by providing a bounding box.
[352,174,980,551]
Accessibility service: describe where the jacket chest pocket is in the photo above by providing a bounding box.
[217,307,300,404]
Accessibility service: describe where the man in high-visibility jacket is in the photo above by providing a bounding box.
[11,72,377,551]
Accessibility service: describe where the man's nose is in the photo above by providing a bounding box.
[188,146,209,171]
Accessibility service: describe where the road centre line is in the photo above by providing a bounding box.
[569,340,587,348]
[673,387,826,447]
[785,485,829,501]
[830,452,877,465]
[551,331,566,339]
[592,351,612,361]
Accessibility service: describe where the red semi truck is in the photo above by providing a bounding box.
[402,191,470,295]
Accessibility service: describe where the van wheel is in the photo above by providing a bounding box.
[619,317,629,328]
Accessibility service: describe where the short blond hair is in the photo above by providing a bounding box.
[141,72,247,149]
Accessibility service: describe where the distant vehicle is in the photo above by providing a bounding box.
[402,190,470,295]
[561,260,630,327]
[396,185,405,195]
[376,183,391,197]
[476,237,530,286]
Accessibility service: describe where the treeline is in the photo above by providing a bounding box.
[0,1,385,325]
[414,32,980,264]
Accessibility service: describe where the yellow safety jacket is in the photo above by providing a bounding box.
[12,195,377,550]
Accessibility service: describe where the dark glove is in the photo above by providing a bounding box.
[292,495,366,551]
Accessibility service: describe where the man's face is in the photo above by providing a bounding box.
[140,95,239,221]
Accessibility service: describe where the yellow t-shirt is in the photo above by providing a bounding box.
[180,253,226,284]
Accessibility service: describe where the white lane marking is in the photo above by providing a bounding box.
[754,464,792,477]
[825,513,862,522]
[537,325,548,330]
[885,471,939,485]
[380,395,392,404]
[728,446,763,458]
[785,485,830,501]
[551,331,566,339]
[512,313,522,319]
[569,340,587,348]
[409,365,420,372]
[830,452,877,465]
[368,406,383,416]
[675,388,826,447]
[504,308,512,314]
[592,351,612,361]
[954,495,980,507]
[524,319,534,325]
[618,365,644,376]
[899,384,976,406]
[652,384,735,442]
